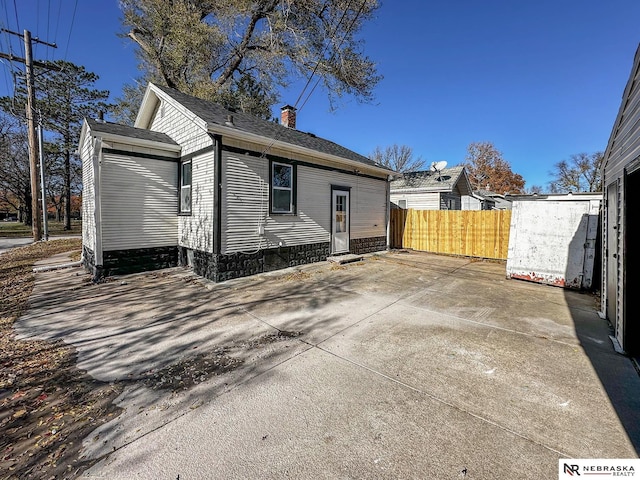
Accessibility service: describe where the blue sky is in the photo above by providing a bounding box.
[1,0,639,190]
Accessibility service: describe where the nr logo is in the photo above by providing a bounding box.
[564,463,581,476]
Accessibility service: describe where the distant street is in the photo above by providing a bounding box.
[0,237,34,255]
[0,235,81,256]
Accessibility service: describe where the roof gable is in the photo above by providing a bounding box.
[137,83,387,172]
[390,166,472,194]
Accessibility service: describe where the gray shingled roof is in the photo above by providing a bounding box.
[390,165,466,192]
[152,84,380,168]
[86,118,178,146]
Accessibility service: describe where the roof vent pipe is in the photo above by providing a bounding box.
[225,115,234,127]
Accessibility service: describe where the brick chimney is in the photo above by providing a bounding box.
[280,105,297,129]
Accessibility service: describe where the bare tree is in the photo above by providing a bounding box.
[525,185,544,194]
[0,115,31,223]
[118,0,382,122]
[369,144,425,172]
[548,152,603,193]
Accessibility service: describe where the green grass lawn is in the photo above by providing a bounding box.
[0,220,82,238]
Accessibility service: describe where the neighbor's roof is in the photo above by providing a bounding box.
[85,118,179,146]
[149,84,383,169]
[475,189,504,199]
[390,165,469,192]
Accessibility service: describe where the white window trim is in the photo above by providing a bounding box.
[271,161,294,214]
[180,160,192,214]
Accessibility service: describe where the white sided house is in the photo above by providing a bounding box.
[390,165,473,210]
[601,43,640,355]
[80,83,393,282]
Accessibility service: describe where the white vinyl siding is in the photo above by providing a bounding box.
[100,153,178,250]
[178,150,215,252]
[221,151,387,254]
[390,192,441,210]
[602,46,640,351]
[81,128,96,252]
[149,99,212,156]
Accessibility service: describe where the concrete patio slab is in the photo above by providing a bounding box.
[14,250,640,479]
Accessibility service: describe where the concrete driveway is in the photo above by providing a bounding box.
[16,250,640,479]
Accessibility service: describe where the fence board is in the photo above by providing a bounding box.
[390,209,511,260]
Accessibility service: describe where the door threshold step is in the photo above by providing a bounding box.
[327,254,363,265]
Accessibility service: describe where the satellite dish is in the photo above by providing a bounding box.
[430,161,448,180]
[435,161,448,171]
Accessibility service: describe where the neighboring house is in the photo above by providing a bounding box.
[462,191,495,210]
[463,190,513,211]
[474,190,512,210]
[390,166,472,210]
[80,83,394,282]
[601,43,640,355]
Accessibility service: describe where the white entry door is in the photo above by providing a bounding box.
[331,189,350,254]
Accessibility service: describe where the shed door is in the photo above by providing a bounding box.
[606,182,618,335]
[331,189,350,254]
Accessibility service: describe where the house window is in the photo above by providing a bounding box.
[271,161,295,214]
[180,161,192,214]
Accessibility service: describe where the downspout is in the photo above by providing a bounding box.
[93,138,104,279]
[386,176,391,250]
[212,134,222,255]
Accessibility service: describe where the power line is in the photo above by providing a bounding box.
[261,0,367,158]
[259,0,369,159]
[62,0,77,61]
[292,0,354,109]
[53,0,62,46]
[11,0,19,53]
[298,0,368,113]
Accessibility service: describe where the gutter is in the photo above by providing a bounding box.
[205,123,393,178]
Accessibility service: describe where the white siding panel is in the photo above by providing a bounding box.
[101,154,178,250]
[178,151,215,252]
[149,100,212,155]
[390,192,441,210]
[81,129,96,252]
[605,61,640,181]
[602,48,640,350]
[222,152,387,254]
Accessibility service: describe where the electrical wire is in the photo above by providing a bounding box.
[257,0,367,160]
[298,0,369,112]
[62,0,77,61]
[292,0,353,109]
[11,0,20,56]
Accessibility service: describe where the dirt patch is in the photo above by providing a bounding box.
[0,239,123,479]
[137,331,303,392]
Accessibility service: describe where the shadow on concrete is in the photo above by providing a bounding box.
[565,222,640,455]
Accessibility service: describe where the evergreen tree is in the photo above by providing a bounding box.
[0,60,111,229]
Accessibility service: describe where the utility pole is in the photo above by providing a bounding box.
[24,29,42,240]
[0,29,57,241]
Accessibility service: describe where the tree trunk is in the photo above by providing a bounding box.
[24,192,32,226]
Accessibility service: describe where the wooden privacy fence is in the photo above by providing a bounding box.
[390,209,512,260]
